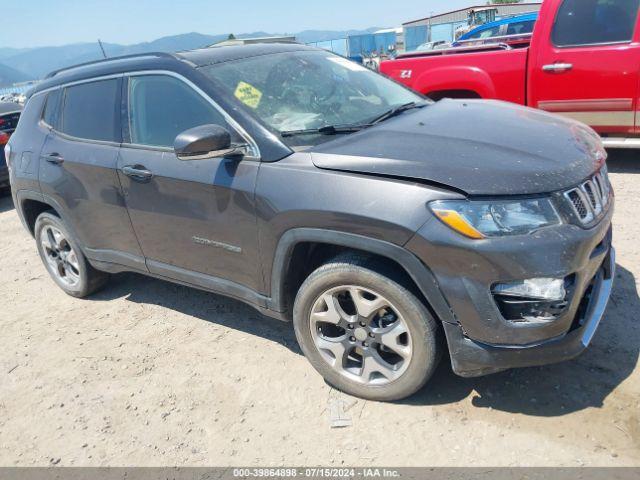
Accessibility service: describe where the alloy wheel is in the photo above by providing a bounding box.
[39,225,81,287]
[309,285,413,385]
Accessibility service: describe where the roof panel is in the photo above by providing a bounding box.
[176,43,318,67]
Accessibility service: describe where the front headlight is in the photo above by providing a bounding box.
[430,198,561,239]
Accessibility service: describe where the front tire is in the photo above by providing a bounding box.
[35,212,109,298]
[293,255,441,401]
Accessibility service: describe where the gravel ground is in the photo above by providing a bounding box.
[0,151,638,467]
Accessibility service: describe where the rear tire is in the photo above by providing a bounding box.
[293,254,441,401]
[35,212,109,298]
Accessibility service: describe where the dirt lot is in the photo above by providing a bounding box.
[0,151,639,467]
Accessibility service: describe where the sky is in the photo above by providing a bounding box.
[1,0,475,49]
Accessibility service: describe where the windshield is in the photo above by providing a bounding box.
[201,50,424,146]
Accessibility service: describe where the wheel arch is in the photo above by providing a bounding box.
[267,228,456,325]
[427,89,483,101]
[415,65,495,100]
[15,190,67,237]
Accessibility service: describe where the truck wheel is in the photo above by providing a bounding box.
[35,211,109,298]
[293,255,441,401]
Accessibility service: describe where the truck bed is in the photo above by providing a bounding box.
[397,33,532,60]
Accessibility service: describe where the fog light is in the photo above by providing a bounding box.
[492,278,569,323]
[493,278,566,301]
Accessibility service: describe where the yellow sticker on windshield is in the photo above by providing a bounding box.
[234,81,263,109]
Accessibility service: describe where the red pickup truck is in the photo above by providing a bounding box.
[381,0,640,148]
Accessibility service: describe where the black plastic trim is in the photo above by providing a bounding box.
[84,248,148,273]
[147,259,272,310]
[267,228,457,324]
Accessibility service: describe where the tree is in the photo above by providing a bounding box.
[227,34,236,40]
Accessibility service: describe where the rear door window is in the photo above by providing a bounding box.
[60,79,120,142]
[553,0,640,46]
[127,74,236,149]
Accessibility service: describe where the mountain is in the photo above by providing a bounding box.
[0,47,33,61]
[0,28,383,83]
[294,28,380,43]
[0,63,30,87]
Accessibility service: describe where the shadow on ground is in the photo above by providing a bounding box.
[607,149,640,174]
[91,271,302,355]
[0,191,15,213]
[90,258,638,418]
[404,264,639,416]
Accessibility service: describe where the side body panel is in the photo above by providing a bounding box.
[116,71,263,293]
[117,147,262,292]
[380,48,528,104]
[254,152,459,298]
[38,133,144,265]
[528,0,640,135]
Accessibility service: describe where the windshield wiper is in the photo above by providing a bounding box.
[369,101,428,125]
[280,101,428,138]
[281,124,371,138]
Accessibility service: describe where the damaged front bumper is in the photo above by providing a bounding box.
[443,247,615,377]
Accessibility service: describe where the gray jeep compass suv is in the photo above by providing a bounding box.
[6,44,615,401]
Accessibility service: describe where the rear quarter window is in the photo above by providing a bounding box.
[552,0,640,47]
[60,79,120,142]
[42,89,61,129]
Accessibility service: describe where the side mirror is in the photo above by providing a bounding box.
[174,124,247,161]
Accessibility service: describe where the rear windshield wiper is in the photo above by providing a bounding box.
[281,124,370,138]
[369,101,428,125]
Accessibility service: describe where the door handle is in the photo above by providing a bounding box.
[122,165,153,182]
[542,63,573,73]
[43,152,64,165]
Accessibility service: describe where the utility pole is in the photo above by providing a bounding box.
[97,39,107,59]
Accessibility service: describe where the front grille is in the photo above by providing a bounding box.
[563,168,610,226]
[567,190,589,220]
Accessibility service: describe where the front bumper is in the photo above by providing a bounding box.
[406,193,615,377]
[443,248,615,377]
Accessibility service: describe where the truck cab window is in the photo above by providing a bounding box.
[553,0,640,46]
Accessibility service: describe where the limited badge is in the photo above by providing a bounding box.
[234,81,263,109]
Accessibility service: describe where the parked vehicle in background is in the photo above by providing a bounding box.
[454,12,538,46]
[7,44,614,401]
[0,92,27,105]
[0,102,22,190]
[454,7,499,40]
[415,40,448,52]
[382,0,640,149]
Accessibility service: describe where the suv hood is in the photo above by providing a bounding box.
[310,99,605,196]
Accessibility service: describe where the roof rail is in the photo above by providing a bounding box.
[44,52,177,79]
